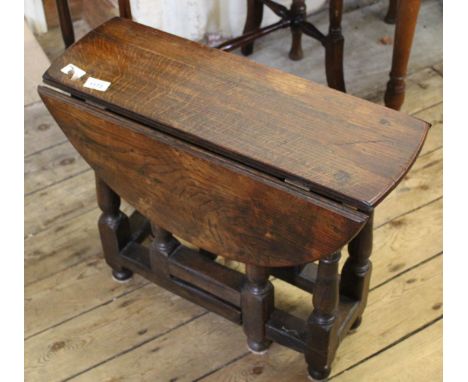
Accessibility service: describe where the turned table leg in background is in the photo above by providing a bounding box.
[55,0,74,47]
[305,251,341,381]
[95,174,133,282]
[384,0,398,24]
[325,0,346,92]
[384,0,421,110]
[242,264,274,353]
[118,0,133,19]
[241,0,264,56]
[289,0,306,60]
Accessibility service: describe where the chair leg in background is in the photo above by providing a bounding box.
[325,0,346,92]
[241,0,264,56]
[384,0,421,110]
[289,0,306,60]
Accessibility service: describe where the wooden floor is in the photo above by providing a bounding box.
[25,1,442,381]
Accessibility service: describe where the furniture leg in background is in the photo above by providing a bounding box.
[55,0,132,47]
[241,0,264,56]
[385,0,399,24]
[289,0,307,60]
[325,0,345,91]
[342,211,373,331]
[384,0,422,110]
[55,0,74,47]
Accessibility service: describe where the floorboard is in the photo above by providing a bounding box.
[334,319,442,381]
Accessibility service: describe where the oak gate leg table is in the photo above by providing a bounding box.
[39,18,429,380]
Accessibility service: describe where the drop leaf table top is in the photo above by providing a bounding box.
[42,17,429,214]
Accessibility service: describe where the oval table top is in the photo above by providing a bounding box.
[43,17,429,213]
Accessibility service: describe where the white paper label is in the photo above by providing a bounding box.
[83,77,111,92]
[61,64,86,80]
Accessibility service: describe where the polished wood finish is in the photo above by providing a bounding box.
[43,18,429,212]
[39,86,367,267]
[385,0,422,110]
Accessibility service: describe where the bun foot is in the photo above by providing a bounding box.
[247,339,271,355]
[289,48,304,61]
[348,316,362,334]
[112,268,133,283]
[308,366,330,382]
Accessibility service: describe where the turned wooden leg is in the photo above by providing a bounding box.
[56,0,75,47]
[149,223,180,278]
[241,0,264,56]
[342,211,373,330]
[118,0,133,19]
[242,264,274,353]
[384,0,398,24]
[306,251,341,381]
[325,0,346,92]
[289,0,306,60]
[95,174,132,282]
[384,0,421,110]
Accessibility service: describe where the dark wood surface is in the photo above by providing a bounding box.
[43,17,429,212]
[39,86,367,267]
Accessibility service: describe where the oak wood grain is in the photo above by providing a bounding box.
[43,17,429,211]
[40,87,367,266]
